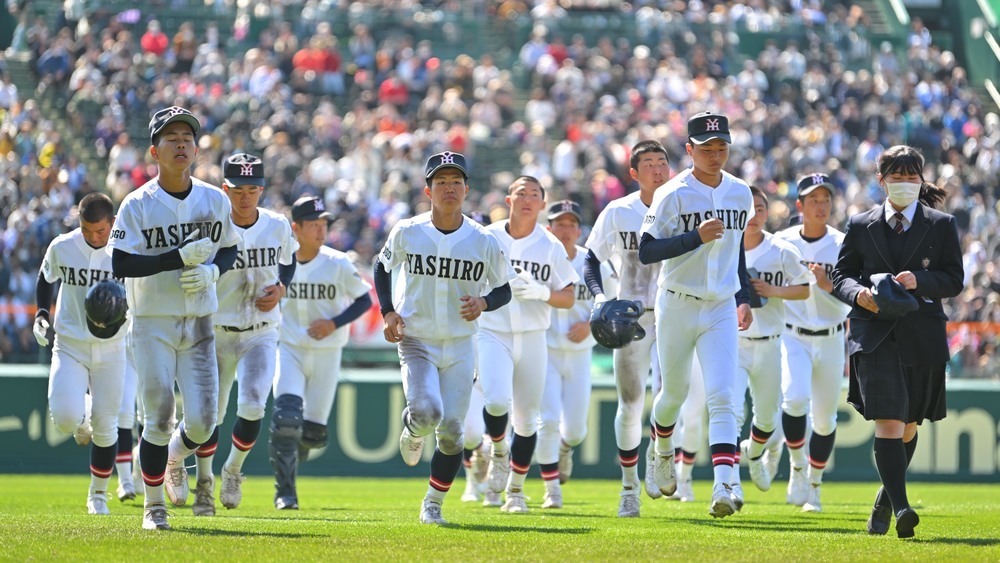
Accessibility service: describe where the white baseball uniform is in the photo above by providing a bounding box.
[215,208,297,423]
[773,225,851,436]
[586,192,662,455]
[538,246,595,466]
[379,213,514,454]
[275,245,370,425]
[640,169,754,458]
[735,232,811,434]
[108,176,240,445]
[41,229,126,449]
[478,220,578,438]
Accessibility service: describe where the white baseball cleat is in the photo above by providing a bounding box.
[643,445,663,499]
[164,459,189,506]
[482,490,503,507]
[73,421,93,447]
[398,428,425,467]
[672,478,695,502]
[87,493,110,515]
[461,480,482,503]
[558,444,574,484]
[419,498,447,525]
[142,504,171,530]
[762,445,781,482]
[787,466,809,506]
[117,479,136,502]
[192,476,215,516]
[220,465,245,509]
[487,452,510,494]
[802,484,823,513]
[709,482,736,518]
[501,490,529,513]
[618,487,641,518]
[653,454,677,496]
[730,483,745,512]
[470,444,489,485]
[541,483,563,509]
[742,440,772,492]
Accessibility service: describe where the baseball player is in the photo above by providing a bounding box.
[173,153,298,516]
[114,342,138,502]
[460,382,490,504]
[536,200,596,509]
[583,140,670,517]
[774,173,852,512]
[375,151,515,525]
[109,106,241,531]
[35,193,127,516]
[734,186,811,500]
[479,176,578,514]
[638,112,754,519]
[269,195,371,510]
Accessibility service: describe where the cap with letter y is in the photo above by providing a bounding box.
[223,153,265,187]
[425,151,469,180]
[687,111,732,144]
[148,106,201,144]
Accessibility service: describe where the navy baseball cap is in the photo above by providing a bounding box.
[687,111,731,144]
[223,153,265,187]
[149,106,200,144]
[547,200,583,222]
[869,273,919,320]
[796,173,834,199]
[425,151,469,180]
[291,195,332,222]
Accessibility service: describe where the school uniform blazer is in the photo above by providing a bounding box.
[831,202,964,365]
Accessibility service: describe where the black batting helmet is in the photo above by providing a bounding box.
[590,299,646,349]
[85,279,128,339]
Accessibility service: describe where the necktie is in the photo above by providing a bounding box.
[893,212,905,234]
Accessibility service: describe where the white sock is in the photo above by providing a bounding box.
[196,453,214,481]
[712,464,733,486]
[491,438,509,457]
[145,484,165,506]
[622,464,640,488]
[89,475,110,495]
[731,462,742,485]
[808,465,824,486]
[225,445,251,474]
[116,461,133,485]
[678,460,694,483]
[425,487,446,505]
[544,479,561,493]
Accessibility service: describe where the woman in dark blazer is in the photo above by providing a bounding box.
[831,145,964,539]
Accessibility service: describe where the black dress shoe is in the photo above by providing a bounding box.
[895,507,920,538]
[867,503,891,535]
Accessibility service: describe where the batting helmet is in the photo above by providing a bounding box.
[85,279,128,339]
[590,299,646,349]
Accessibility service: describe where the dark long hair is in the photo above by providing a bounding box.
[876,145,947,209]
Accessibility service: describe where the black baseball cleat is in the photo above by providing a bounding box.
[895,508,919,539]
[867,503,891,535]
[275,496,299,510]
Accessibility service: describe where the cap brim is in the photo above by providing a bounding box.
[797,183,834,198]
[223,177,266,187]
[689,132,732,144]
[294,211,333,222]
[426,164,469,180]
[151,114,201,141]
[547,211,582,222]
[87,318,125,339]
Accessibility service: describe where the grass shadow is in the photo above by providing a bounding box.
[915,537,1000,547]
[448,523,593,534]
[173,528,328,539]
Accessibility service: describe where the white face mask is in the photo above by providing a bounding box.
[885,181,921,207]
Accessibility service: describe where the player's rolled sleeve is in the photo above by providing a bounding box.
[108,202,145,254]
[40,245,59,284]
[549,247,580,290]
[782,246,812,286]
[379,223,406,271]
[486,237,517,288]
[338,257,373,301]
[279,220,299,265]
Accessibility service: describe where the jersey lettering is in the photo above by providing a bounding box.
[508,259,551,282]
[57,266,117,287]
[404,254,486,281]
[679,209,749,232]
[617,231,639,250]
[759,270,784,287]
[575,282,591,300]
[233,247,280,270]
[286,283,337,300]
[140,221,225,250]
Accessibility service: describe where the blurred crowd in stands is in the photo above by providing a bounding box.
[0,0,996,376]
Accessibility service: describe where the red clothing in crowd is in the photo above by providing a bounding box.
[141,31,169,56]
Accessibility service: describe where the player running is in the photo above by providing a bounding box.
[638,111,754,519]
[774,173,852,512]
[180,153,298,516]
[109,106,241,530]
[35,193,128,515]
[269,195,371,510]
[375,151,515,524]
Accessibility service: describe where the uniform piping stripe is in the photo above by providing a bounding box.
[654,426,674,438]
[808,457,828,470]
[90,465,114,478]
[711,453,735,466]
[619,454,639,467]
[734,452,741,464]
[786,438,806,449]
[116,453,132,463]
[541,469,560,481]
[751,433,770,444]
[142,471,165,486]
[510,461,530,475]
[196,444,218,457]
[491,433,507,443]
[232,436,255,451]
[429,476,452,492]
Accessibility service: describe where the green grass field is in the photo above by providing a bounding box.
[2,475,998,561]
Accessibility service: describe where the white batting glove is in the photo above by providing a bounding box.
[593,293,610,305]
[511,275,551,302]
[33,315,50,347]
[178,232,213,267]
[180,264,220,294]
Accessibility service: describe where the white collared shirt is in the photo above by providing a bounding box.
[884,199,918,232]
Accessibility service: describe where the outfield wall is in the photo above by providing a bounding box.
[1,365,997,482]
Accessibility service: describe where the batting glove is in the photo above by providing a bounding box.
[511,274,551,302]
[180,264,220,294]
[593,293,611,306]
[33,313,50,347]
[178,232,213,267]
